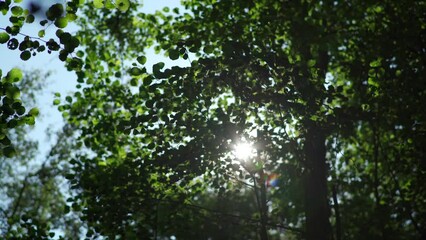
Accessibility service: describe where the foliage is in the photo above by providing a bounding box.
[1,0,425,239]
[0,68,40,157]
[0,70,82,239]
[0,125,81,239]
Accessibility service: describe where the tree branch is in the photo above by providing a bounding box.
[6,175,29,233]
[158,198,304,234]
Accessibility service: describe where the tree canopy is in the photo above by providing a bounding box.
[1,0,425,239]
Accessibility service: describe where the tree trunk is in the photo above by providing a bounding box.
[259,169,269,240]
[304,125,331,240]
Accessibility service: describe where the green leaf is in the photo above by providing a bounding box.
[66,13,77,21]
[46,3,64,21]
[137,55,147,64]
[11,6,23,15]
[204,45,214,54]
[54,17,68,28]
[6,68,23,82]
[40,20,48,26]
[25,116,35,125]
[3,146,16,158]
[20,50,31,61]
[64,205,71,214]
[116,0,130,12]
[5,86,20,99]
[105,0,115,9]
[169,49,180,60]
[7,38,19,50]
[374,6,383,13]
[16,106,26,115]
[308,59,316,67]
[53,99,61,105]
[28,107,40,116]
[369,59,382,67]
[76,50,84,58]
[38,30,45,38]
[129,67,144,76]
[153,62,165,78]
[93,0,104,8]
[0,32,10,44]
[98,161,107,166]
[0,136,11,146]
[59,51,68,61]
[153,62,165,72]
[143,75,153,85]
[26,14,35,23]
[130,78,138,86]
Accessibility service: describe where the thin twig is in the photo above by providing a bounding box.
[0,27,49,44]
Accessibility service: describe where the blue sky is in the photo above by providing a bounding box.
[0,0,183,157]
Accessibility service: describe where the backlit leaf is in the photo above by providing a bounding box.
[116,0,130,12]
[137,55,147,65]
[93,0,104,8]
[54,17,68,28]
[6,68,23,82]
[0,32,10,44]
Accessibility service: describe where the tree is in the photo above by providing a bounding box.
[1,69,46,236]
[1,0,425,239]
[59,0,425,239]
[329,1,426,238]
[0,67,39,158]
[0,70,82,239]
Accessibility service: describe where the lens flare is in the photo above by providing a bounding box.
[234,142,255,160]
[266,173,279,187]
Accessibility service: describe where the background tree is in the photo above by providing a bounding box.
[329,1,426,238]
[0,70,82,239]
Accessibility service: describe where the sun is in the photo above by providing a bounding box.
[234,141,256,160]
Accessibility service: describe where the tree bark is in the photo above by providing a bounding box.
[304,125,332,240]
